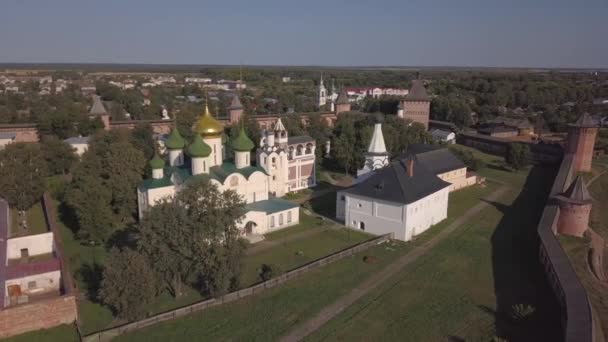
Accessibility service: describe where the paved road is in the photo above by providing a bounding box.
[279,186,509,342]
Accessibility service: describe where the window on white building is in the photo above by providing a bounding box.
[271,216,275,228]
[279,214,284,225]
[359,222,365,231]
[287,211,292,223]
[28,281,37,289]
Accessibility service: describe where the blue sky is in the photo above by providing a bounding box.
[0,0,607,68]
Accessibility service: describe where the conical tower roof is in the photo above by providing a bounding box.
[89,95,108,115]
[193,102,224,138]
[149,153,166,169]
[228,95,243,110]
[187,134,212,158]
[336,89,349,105]
[274,118,286,131]
[561,176,592,204]
[165,127,186,150]
[231,126,255,152]
[405,80,429,102]
[367,119,388,155]
[569,113,596,128]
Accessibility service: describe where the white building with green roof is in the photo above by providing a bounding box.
[137,105,300,236]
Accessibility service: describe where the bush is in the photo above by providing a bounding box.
[449,146,485,171]
[506,143,531,170]
[259,263,281,282]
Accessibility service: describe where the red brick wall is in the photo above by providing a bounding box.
[567,127,598,173]
[301,163,314,177]
[0,126,39,142]
[0,295,77,339]
[288,166,296,180]
[403,100,430,130]
[557,202,591,237]
[336,103,351,114]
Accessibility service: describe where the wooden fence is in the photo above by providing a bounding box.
[83,233,392,341]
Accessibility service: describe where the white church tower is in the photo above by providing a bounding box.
[356,115,390,183]
[317,73,327,109]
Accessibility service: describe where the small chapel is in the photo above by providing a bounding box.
[137,103,317,236]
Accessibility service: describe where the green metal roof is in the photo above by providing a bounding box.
[149,154,166,169]
[165,128,186,150]
[139,161,267,191]
[231,126,255,152]
[187,135,212,157]
[246,198,299,214]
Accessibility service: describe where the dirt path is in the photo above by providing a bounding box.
[279,186,509,342]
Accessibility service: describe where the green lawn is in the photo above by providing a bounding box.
[115,241,413,342]
[112,178,505,341]
[242,227,372,286]
[587,164,608,239]
[3,324,79,342]
[308,165,561,342]
[9,202,47,238]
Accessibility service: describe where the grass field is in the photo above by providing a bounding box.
[3,324,79,342]
[112,176,504,341]
[9,202,47,238]
[307,163,561,342]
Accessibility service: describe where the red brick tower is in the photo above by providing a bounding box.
[335,88,351,114]
[555,176,592,237]
[228,94,244,124]
[566,113,598,172]
[401,80,430,130]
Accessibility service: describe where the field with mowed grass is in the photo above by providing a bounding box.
[110,172,505,341]
[3,324,79,342]
[307,159,562,341]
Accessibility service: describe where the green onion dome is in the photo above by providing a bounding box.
[187,134,212,158]
[231,126,255,152]
[149,153,166,169]
[165,128,186,150]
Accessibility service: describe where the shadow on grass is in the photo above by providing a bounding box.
[484,165,563,341]
[77,262,104,303]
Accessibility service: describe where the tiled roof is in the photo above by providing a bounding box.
[64,136,90,144]
[336,89,349,105]
[228,95,243,110]
[287,136,315,145]
[570,113,596,128]
[89,95,108,115]
[342,157,450,205]
[561,176,592,204]
[0,132,17,140]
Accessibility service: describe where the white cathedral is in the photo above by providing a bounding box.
[317,74,338,111]
[137,103,317,236]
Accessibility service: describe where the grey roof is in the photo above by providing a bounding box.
[89,95,108,115]
[64,136,90,144]
[0,133,17,140]
[336,89,349,105]
[287,136,315,145]
[570,113,596,128]
[246,198,299,214]
[228,95,243,110]
[404,144,466,175]
[405,80,429,102]
[342,157,450,205]
[491,116,533,129]
[561,176,592,204]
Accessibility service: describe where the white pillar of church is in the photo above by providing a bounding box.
[169,149,183,166]
[192,157,207,175]
[152,168,164,179]
[235,151,250,169]
[356,115,390,183]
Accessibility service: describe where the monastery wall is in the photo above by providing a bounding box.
[0,295,77,339]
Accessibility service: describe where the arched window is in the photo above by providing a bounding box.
[305,143,313,154]
[296,145,304,156]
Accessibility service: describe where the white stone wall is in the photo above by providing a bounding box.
[203,136,223,167]
[4,271,61,298]
[437,168,476,192]
[338,187,449,242]
[69,143,88,156]
[234,151,250,169]
[168,149,184,166]
[6,233,54,260]
[219,171,269,204]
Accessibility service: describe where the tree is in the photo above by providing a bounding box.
[137,179,246,298]
[130,123,156,161]
[0,143,47,210]
[99,248,158,320]
[40,136,78,175]
[65,130,146,242]
[506,143,531,170]
[332,117,358,173]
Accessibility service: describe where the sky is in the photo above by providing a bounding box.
[0,0,607,68]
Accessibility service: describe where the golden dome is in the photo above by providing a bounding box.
[193,103,224,138]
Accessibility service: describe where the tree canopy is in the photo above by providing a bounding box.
[0,143,47,210]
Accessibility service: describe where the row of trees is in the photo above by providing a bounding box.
[99,180,246,320]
